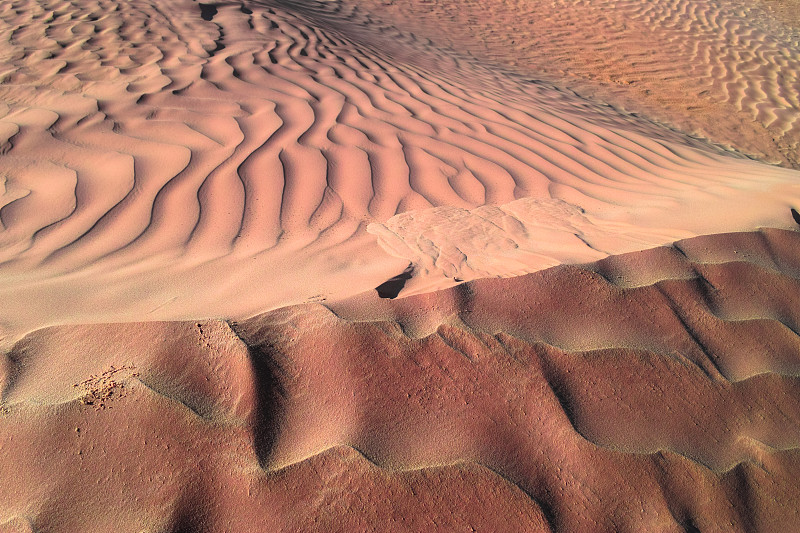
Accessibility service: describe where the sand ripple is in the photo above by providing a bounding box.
[0,0,798,334]
[334,0,800,166]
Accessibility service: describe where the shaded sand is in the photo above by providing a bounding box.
[1,0,800,345]
[3,229,800,531]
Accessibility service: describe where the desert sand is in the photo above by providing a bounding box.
[1,0,800,531]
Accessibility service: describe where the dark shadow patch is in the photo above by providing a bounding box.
[725,463,758,533]
[680,517,702,533]
[199,3,218,21]
[651,452,703,533]
[375,264,414,299]
[1,341,28,402]
[223,322,287,469]
[168,484,210,533]
[791,208,800,226]
[535,345,582,432]
[240,4,252,14]
[211,40,226,54]
[225,330,287,469]
[479,440,560,533]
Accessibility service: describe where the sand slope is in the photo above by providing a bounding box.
[0,0,799,343]
[3,229,800,531]
[2,0,800,530]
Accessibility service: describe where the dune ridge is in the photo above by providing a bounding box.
[3,229,800,531]
[1,0,800,342]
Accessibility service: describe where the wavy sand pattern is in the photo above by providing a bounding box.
[0,0,799,335]
[342,0,800,165]
[1,0,800,530]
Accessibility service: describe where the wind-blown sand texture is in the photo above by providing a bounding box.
[357,0,800,166]
[1,0,800,530]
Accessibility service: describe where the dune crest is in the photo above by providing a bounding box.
[3,230,800,531]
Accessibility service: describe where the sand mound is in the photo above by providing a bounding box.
[3,229,800,531]
[0,0,799,343]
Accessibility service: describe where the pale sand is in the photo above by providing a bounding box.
[1,0,800,530]
[0,0,799,341]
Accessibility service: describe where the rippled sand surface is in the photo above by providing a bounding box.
[1,0,800,531]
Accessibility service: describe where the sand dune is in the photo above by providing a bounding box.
[2,0,800,530]
[1,0,800,343]
[3,230,800,531]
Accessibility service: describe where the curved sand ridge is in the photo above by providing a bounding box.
[1,0,800,337]
[3,229,800,531]
[318,0,800,166]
